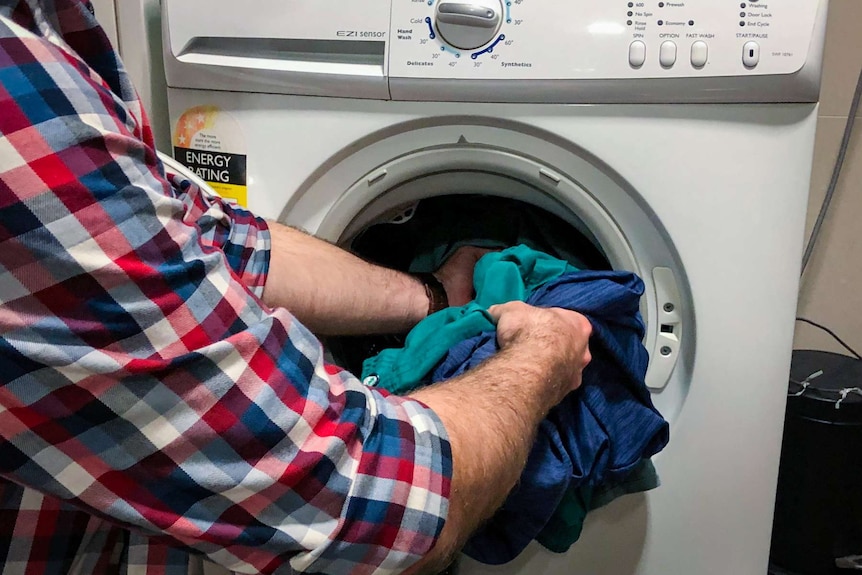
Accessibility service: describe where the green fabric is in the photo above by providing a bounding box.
[537,459,661,553]
[538,485,592,553]
[590,459,660,510]
[360,244,578,394]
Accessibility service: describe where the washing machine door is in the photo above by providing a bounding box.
[282,117,692,410]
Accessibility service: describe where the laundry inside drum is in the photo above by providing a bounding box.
[326,194,612,375]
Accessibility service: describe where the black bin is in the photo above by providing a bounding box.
[769,350,862,574]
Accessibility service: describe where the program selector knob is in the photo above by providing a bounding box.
[435,0,503,50]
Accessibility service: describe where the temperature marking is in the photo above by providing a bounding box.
[471,34,505,59]
[506,1,511,23]
[424,17,436,39]
[441,45,462,58]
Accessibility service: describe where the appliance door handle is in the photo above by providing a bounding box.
[646,267,684,390]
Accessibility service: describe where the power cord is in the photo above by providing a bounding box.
[795,317,862,360]
[800,63,862,275]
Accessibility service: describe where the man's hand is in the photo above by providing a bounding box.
[434,246,496,307]
[489,301,592,401]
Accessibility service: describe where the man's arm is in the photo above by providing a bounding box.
[407,302,592,573]
[262,223,492,335]
[261,223,430,335]
[263,222,594,571]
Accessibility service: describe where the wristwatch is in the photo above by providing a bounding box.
[416,273,449,316]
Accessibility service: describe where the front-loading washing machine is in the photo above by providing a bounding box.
[155,1,828,573]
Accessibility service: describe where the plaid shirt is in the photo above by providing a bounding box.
[0,1,452,574]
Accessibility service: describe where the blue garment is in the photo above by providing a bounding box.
[432,271,670,565]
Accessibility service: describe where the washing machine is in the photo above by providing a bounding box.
[156,1,827,573]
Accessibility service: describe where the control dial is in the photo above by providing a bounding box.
[434,0,503,51]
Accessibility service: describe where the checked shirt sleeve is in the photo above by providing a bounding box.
[0,3,452,574]
[165,173,270,298]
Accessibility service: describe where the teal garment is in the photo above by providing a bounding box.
[537,459,661,553]
[361,245,579,394]
[592,458,660,509]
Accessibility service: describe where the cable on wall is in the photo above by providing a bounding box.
[795,317,862,359]
[800,64,862,275]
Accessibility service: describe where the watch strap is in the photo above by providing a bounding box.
[416,273,449,316]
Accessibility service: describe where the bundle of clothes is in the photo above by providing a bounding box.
[340,196,670,564]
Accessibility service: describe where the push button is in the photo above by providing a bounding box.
[629,41,646,68]
[743,41,760,68]
[690,41,708,68]
[660,41,677,68]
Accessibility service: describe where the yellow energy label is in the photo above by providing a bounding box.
[172,106,248,207]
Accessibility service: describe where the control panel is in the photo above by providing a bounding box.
[162,0,826,102]
[389,0,819,79]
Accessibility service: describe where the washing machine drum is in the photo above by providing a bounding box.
[352,193,610,273]
[329,193,611,376]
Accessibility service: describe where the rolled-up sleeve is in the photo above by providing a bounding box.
[166,174,270,298]
[0,5,451,574]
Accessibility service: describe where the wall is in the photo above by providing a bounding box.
[795,0,862,355]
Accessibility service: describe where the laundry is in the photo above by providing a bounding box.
[361,245,578,393]
[329,195,611,377]
[363,246,670,564]
[429,269,668,563]
[536,458,660,553]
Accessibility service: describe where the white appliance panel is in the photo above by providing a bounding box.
[161,0,827,103]
[389,0,817,79]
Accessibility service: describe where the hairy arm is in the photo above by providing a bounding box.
[261,222,429,335]
[407,302,593,573]
[261,223,490,335]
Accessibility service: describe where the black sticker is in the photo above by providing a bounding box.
[173,147,247,187]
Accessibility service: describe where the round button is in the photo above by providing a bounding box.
[435,0,503,50]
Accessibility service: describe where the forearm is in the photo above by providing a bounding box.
[261,221,428,335]
[407,341,572,573]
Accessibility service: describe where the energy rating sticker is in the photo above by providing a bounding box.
[173,106,248,207]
